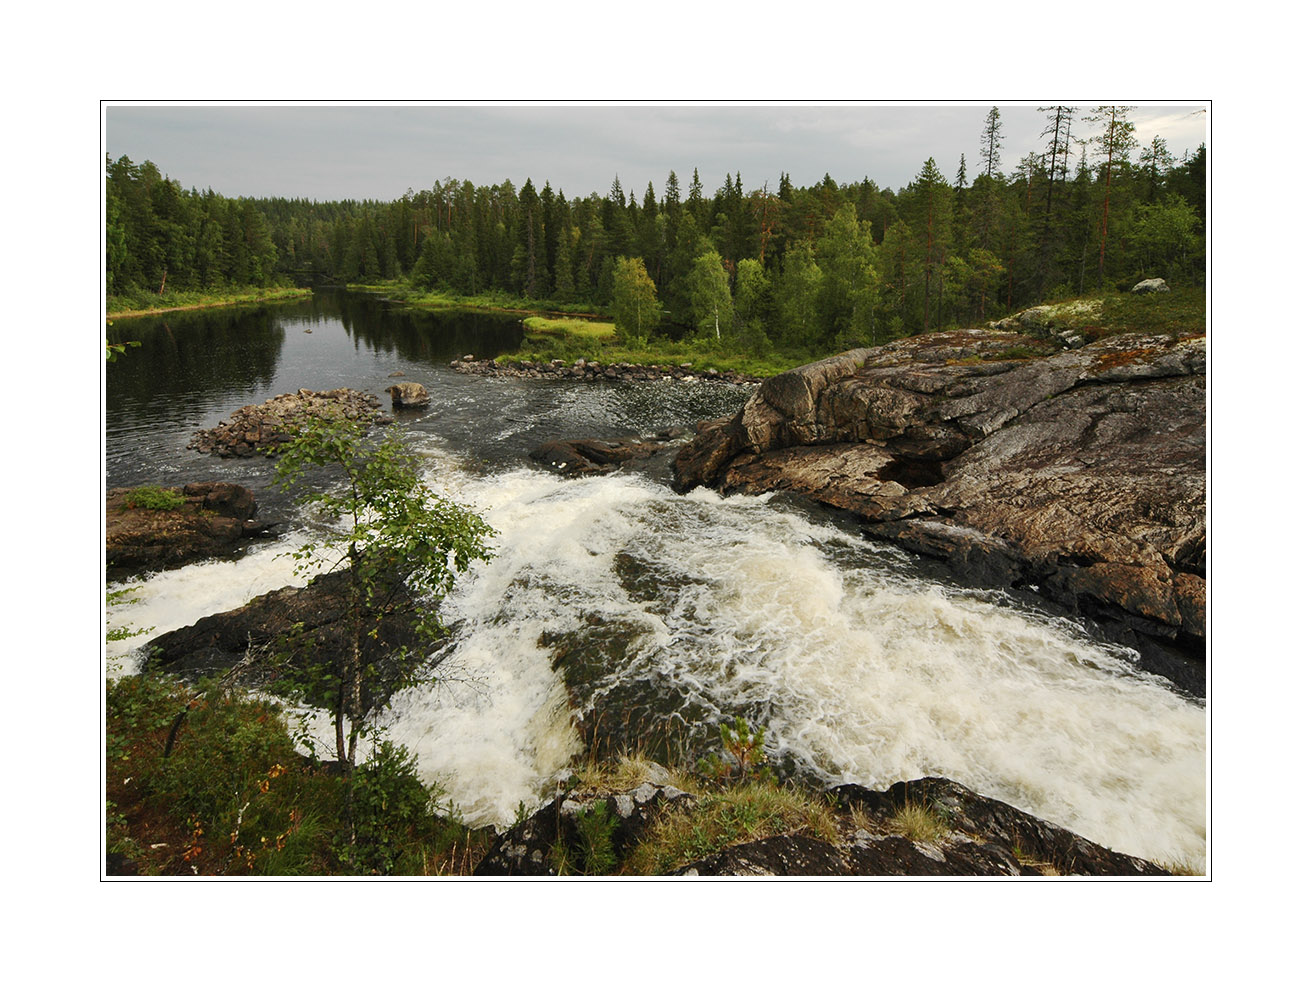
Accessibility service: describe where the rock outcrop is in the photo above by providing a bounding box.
[106,482,274,576]
[188,388,389,457]
[473,773,1173,876]
[673,329,1205,659]
[144,568,427,711]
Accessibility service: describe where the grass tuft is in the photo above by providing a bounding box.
[887,800,950,843]
[622,780,838,875]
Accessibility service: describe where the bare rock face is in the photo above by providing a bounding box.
[106,482,273,576]
[673,329,1206,658]
[386,382,430,409]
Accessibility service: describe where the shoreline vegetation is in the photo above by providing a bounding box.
[356,280,1206,380]
[106,286,312,319]
[352,282,845,378]
[105,280,1204,378]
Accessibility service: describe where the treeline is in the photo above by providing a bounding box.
[107,105,1205,351]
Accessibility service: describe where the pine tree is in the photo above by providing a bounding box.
[1085,105,1138,286]
[980,106,1004,181]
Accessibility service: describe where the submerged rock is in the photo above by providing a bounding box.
[106,482,274,577]
[673,329,1206,659]
[530,430,690,477]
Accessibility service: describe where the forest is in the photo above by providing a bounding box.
[106,106,1205,354]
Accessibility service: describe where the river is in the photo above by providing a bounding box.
[104,290,1206,867]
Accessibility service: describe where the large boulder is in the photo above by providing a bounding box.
[106,482,274,577]
[386,382,430,409]
[673,329,1206,660]
[1132,277,1170,294]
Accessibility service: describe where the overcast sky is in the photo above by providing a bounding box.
[104,103,1207,203]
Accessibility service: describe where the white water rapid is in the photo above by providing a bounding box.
[107,442,1206,869]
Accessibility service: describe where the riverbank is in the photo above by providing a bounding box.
[107,673,1195,876]
[106,286,312,319]
[349,282,818,378]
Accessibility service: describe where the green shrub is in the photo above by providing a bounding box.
[124,486,187,511]
[339,740,438,875]
[575,801,620,874]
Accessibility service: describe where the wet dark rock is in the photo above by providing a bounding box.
[673,328,1206,657]
[530,431,689,477]
[673,835,848,876]
[106,482,275,577]
[473,777,696,876]
[472,774,1173,876]
[143,568,427,712]
[831,778,1171,876]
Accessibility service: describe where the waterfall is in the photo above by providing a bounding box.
[110,446,1205,866]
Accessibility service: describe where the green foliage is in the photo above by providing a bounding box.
[339,740,438,875]
[624,781,837,875]
[610,256,662,344]
[1094,285,1205,338]
[105,674,467,875]
[106,586,149,642]
[105,335,141,361]
[123,485,187,511]
[687,249,733,343]
[556,801,621,875]
[697,715,774,785]
[270,416,497,774]
[888,799,950,842]
[110,119,1205,365]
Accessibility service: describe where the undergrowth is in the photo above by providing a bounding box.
[106,673,477,876]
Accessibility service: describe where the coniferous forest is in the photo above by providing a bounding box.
[107,106,1204,354]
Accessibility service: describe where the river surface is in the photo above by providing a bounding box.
[105,290,1206,867]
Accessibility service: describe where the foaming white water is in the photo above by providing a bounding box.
[408,459,1205,863]
[105,532,321,678]
[109,446,1205,865]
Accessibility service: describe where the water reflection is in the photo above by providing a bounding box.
[106,306,285,408]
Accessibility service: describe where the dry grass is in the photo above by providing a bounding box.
[622,781,838,875]
[887,801,950,843]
